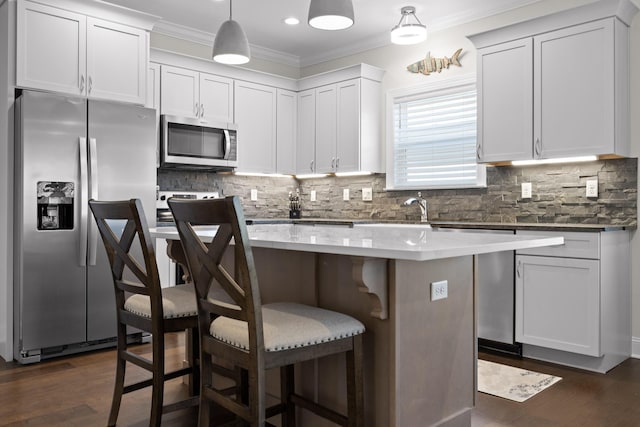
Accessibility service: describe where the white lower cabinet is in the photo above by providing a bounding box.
[516,254,600,356]
[515,230,630,373]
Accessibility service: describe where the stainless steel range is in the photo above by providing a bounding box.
[156,190,221,224]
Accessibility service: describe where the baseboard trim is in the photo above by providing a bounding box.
[632,337,640,359]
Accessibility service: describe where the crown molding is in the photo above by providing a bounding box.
[153,0,546,69]
[152,20,301,68]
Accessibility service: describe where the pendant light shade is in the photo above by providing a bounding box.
[391,6,427,45]
[213,0,250,65]
[308,0,354,30]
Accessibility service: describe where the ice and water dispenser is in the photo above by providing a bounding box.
[36,181,74,230]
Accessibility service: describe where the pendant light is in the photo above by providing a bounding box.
[308,0,354,30]
[213,0,250,65]
[391,6,427,45]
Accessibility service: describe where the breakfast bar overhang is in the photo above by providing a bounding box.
[152,223,563,427]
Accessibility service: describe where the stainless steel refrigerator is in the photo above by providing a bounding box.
[14,90,156,364]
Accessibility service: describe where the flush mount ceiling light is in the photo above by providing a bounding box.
[308,0,354,30]
[391,6,427,45]
[212,0,250,65]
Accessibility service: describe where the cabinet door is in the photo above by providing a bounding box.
[477,38,533,162]
[534,19,614,158]
[16,1,86,96]
[160,65,200,118]
[199,73,234,123]
[234,81,277,173]
[86,18,147,105]
[315,84,337,173]
[515,255,600,356]
[296,89,316,174]
[276,89,297,175]
[336,79,360,172]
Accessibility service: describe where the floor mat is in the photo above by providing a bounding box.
[478,359,562,402]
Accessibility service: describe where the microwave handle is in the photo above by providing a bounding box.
[223,129,231,160]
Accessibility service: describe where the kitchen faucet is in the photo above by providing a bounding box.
[403,192,428,223]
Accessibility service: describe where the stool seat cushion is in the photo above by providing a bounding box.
[125,283,197,319]
[210,302,365,352]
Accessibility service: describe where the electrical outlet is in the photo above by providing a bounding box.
[310,190,317,202]
[250,189,258,201]
[521,182,532,199]
[586,179,598,197]
[431,280,448,301]
[343,189,350,201]
[362,187,373,201]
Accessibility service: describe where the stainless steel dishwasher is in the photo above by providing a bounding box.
[434,227,520,355]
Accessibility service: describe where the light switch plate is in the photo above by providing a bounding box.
[310,190,317,202]
[343,188,350,201]
[586,179,598,197]
[250,189,258,201]
[362,188,373,201]
[521,182,532,199]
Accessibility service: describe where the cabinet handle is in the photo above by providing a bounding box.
[88,76,92,94]
[336,157,340,169]
[516,260,522,278]
[194,102,199,117]
[80,75,85,93]
[200,103,205,118]
[534,138,542,157]
[476,143,482,161]
[310,160,314,172]
[331,158,335,169]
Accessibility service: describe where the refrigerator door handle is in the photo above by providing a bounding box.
[88,137,99,265]
[79,137,88,267]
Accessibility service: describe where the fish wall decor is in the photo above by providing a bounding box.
[407,48,463,75]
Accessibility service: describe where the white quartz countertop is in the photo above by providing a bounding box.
[151,223,564,262]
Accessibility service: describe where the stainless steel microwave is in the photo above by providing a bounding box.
[160,115,238,169]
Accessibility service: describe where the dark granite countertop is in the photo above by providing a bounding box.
[428,221,633,232]
[162,218,634,232]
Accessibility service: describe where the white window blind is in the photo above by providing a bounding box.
[390,80,485,190]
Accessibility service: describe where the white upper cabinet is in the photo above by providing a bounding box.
[296,89,316,174]
[199,73,234,124]
[314,84,337,173]
[234,81,277,174]
[86,18,147,104]
[160,65,233,123]
[16,0,151,105]
[276,89,297,175]
[534,20,619,159]
[477,39,533,162]
[160,66,199,118]
[17,1,86,96]
[470,0,636,163]
[295,64,384,175]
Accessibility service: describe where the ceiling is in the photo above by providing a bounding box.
[102,0,542,67]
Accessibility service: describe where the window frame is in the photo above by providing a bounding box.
[385,74,486,191]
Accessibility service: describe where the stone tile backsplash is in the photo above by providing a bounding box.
[157,158,637,226]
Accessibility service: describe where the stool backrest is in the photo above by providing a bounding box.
[89,198,163,317]
[168,196,265,353]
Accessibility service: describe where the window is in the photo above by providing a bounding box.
[386,75,485,190]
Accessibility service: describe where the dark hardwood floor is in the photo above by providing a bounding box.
[2,333,640,426]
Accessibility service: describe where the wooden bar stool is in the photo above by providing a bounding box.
[169,195,365,427]
[89,199,199,427]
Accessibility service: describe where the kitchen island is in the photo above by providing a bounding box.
[152,223,562,427]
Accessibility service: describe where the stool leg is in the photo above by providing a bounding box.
[188,327,200,396]
[280,365,296,427]
[346,335,364,427]
[108,323,127,427]
[150,332,165,427]
[198,353,213,427]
